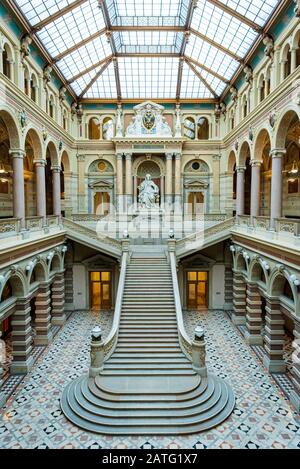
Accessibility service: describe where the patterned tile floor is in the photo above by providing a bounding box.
[0,309,300,449]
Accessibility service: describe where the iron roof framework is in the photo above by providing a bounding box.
[8,0,284,101]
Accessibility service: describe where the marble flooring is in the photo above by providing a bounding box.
[0,309,300,449]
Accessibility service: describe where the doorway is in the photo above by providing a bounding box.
[94,192,110,215]
[188,192,204,215]
[187,271,209,309]
[90,271,112,310]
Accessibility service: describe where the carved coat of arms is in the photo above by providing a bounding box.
[143,110,155,130]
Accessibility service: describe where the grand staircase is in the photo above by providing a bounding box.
[61,251,235,434]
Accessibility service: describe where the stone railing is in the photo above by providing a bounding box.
[103,241,129,360]
[0,216,61,238]
[236,215,300,238]
[168,239,192,361]
[63,218,122,256]
[176,217,235,256]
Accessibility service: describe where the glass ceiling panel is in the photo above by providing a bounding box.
[118,57,178,99]
[37,0,106,58]
[192,0,257,57]
[15,0,79,26]
[116,31,182,55]
[192,63,227,96]
[107,0,189,26]
[84,62,117,98]
[181,62,213,99]
[186,34,239,80]
[217,0,280,27]
[56,37,112,80]
[70,67,101,95]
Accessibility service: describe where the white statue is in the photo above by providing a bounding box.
[116,103,123,137]
[263,35,274,61]
[175,104,182,137]
[138,174,159,209]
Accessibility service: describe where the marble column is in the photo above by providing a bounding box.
[270,149,285,229]
[165,153,173,206]
[174,153,182,206]
[250,160,261,219]
[34,283,53,345]
[290,322,300,412]
[52,165,61,218]
[125,153,133,208]
[34,159,46,224]
[10,298,34,374]
[263,299,286,373]
[10,149,26,229]
[291,47,298,73]
[232,272,247,325]
[51,272,66,325]
[245,284,264,345]
[116,153,124,212]
[212,154,221,213]
[236,166,245,216]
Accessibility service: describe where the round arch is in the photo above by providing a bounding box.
[0,108,21,149]
[275,108,300,149]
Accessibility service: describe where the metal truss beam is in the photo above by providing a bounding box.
[186,60,218,99]
[184,56,229,83]
[190,28,243,62]
[68,55,114,83]
[78,58,112,98]
[32,0,88,32]
[52,28,106,63]
[207,0,262,32]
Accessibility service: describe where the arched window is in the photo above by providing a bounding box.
[49,95,54,118]
[103,117,114,140]
[0,280,12,302]
[30,74,37,102]
[243,96,248,119]
[2,44,12,79]
[284,47,292,78]
[88,117,100,140]
[197,117,209,140]
[183,117,195,140]
[283,280,294,301]
[63,110,68,131]
[24,67,30,96]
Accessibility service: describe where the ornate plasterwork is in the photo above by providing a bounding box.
[125,101,172,137]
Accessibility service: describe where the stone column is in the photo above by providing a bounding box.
[10,149,26,229]
[52,165,61,218]
[236,166,245,216]
[263,298,286,373]
[125,153,133,209]
[232,272,247,325]
[34,159,47,224]
[51,272,66,325]
[280,60,286,81]
[165,153,173,205]
[290,322,300,413]
[116,153,124,212]
[270,149,285,229]
[34,283,53,345]
[250,160,261,218]
[77,154,86,213]
[245,284,264,345]
[10,298,34,374]
[291,47,298,73]
[212,154,221,213]
[174,153,182,206]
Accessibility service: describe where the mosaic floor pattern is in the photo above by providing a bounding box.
[0,309,300,449]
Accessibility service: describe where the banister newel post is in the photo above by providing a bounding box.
[192,326,207,377]
[89,326,104,377]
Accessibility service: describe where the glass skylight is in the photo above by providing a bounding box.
[13,0,281,99]
[118,57,178,99]
[37,0,106,58]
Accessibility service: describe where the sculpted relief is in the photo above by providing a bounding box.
[125,101,172,137]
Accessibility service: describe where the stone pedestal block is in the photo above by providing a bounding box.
[245,285,264,345]
[10,299,34,374]
[232,273,246,325]
[51,273,66,325]
[34,284,53,345]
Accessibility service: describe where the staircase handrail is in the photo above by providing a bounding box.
[168,240,192,361]
[103,242,129,360]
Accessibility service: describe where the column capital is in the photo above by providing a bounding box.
[51,165,61,172]
[116,153,124,160]
[269,148,286,159]
[9,149,26,158]
[212,154,221,161]
[174,152,181,160]
[250,159,262,167]
[125,153,132,160]
[236,166,246,173]
[33,159,46,167]
[76,154,85,162]
[166,153,173,160]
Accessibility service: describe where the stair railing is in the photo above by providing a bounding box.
[103,239,129,360]
[168,239,192,361]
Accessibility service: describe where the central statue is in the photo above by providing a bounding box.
[138,174,159,209]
